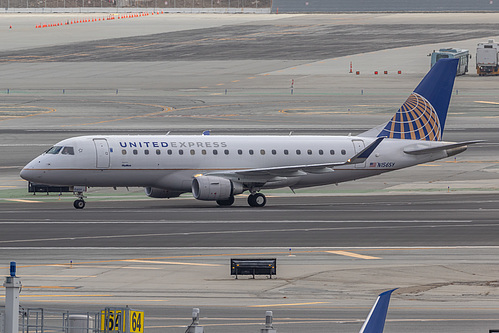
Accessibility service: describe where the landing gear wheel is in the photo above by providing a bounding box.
[217,196,235,206]
[73,199,85,209]
[247,193,266,207]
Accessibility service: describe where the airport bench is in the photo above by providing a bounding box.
[231,258,276,279]
[28,182,71,195]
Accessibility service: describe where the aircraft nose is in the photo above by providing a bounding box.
[20,167,35,181]
[20,162,42,182]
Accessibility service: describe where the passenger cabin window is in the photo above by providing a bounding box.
[122,150,127,155]
[190,149,195,155]
[224,149,229,155]
[144,149,149,155]
[213,150,218,155]
[249,149,254,155]
[238,149,243,155]
[272,149,277,155]
[156,149,161,155]
[61,147,75,155]
[307,149,312,155]
[202,149,207,155]
[133,149,138,155]
[319,149,324,155]
[284,149,289,155]
[179,149,184,155]
[296,149,301,155]
[260,149,265,155]
[167,149,173,155]
[46,146,63,154]
[330,149,335,155]
[341,149,347,155]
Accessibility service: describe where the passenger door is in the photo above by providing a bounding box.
[93,138,110,168]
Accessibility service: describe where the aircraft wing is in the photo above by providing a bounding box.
[359,289,396,333]
[403,140,484,155]
[206,137,384,182]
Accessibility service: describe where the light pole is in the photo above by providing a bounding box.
[3,262,22,333]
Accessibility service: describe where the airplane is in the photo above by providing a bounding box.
[359,289,396,333]
[20,58,480,209]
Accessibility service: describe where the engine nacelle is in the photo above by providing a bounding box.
[192,176,243,201]
[145,187,182,198]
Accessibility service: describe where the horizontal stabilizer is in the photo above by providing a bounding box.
[359,289,396,333]
[403,140,484,155]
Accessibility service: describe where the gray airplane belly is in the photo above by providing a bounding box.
[40,169,166,187]
[96,169,192,189]
[290,169,385,189]
[44,168,193,190]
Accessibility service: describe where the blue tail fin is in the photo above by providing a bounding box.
[377,58,458,141]
[358,289,396,333]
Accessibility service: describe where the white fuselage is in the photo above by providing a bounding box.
[20,134,451,193]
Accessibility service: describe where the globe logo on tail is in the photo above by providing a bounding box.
[378,92,442,141]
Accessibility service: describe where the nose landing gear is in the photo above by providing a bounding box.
[73,198,85,209]
[72,186,87,209]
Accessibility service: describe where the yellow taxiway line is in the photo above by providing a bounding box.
[249,302,329,308]
[326,250,381,260]
[124,259,222,267]
[5,199,43,203]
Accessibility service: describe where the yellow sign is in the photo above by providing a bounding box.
[129,311,144,333]
[100,309,144,333]
[101,310,123,331]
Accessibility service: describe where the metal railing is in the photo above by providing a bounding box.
[20,308,100,333]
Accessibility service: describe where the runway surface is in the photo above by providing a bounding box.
[2,193,499,247]
[1,12,499,333]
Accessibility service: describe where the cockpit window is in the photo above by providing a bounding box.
[46,146,63,154]
[61,146,75,155]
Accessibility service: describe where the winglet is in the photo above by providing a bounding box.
[359,289,396,333]
[347,137,384,164]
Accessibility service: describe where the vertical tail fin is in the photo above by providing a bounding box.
[358,289,396,333]
[377,58,458,141]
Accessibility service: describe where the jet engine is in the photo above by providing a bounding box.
[145,187,182,198]
[192,176,243,201]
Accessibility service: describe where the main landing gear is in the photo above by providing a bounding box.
[216,192,267,208]
[247,192,266,207]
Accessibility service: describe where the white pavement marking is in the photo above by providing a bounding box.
[0,221,495,244]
